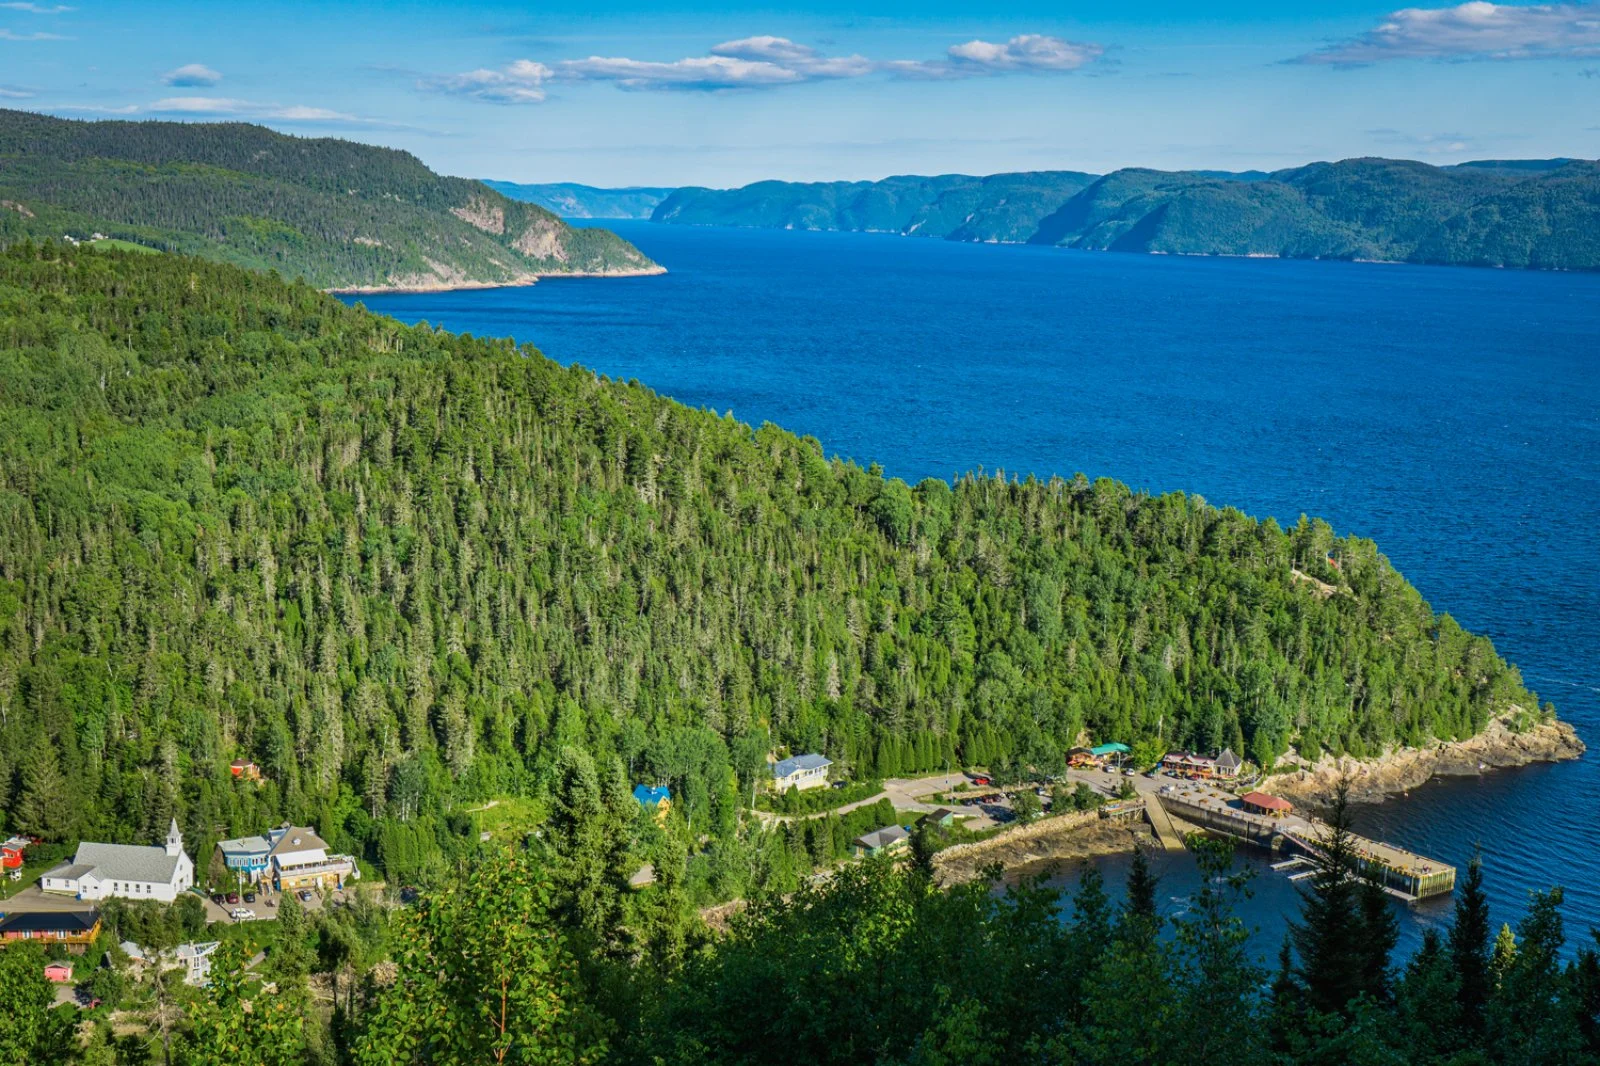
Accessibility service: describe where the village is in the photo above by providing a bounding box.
[0,741,1453,1009]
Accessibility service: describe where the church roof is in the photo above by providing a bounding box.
[61,841,184,885]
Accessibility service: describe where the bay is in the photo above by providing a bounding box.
[345,220,1600,956]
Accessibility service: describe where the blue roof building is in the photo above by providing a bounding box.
[633,785,670,808]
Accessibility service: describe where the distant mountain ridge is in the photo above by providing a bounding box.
[650,157,1600,270]
[653,171,1100,244]
[0,109,661,290]
[484,180,675,219]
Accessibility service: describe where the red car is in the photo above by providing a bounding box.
[225,892,240,904]
[971,775,991,786]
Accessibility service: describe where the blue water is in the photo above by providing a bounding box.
[346,221,1600,957]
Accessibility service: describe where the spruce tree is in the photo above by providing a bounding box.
[1122,845,1159,931]
[13,734,71,841]
[1447,850,1492,1032]
[1356,870,1398,1004]
[1289,780,1365,1016]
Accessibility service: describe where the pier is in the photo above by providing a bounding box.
[1155,783,1456,901]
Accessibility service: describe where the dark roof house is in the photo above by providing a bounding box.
[852,825,911,856]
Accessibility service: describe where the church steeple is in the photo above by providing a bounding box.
[165,817,182,857]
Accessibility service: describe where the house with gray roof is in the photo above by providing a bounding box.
[215,834,272,883]
[851,824,911,858]
[41,819,193,903]
[772,753,832,792]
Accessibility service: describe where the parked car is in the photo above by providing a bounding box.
[298,889,314,903]
[230,907,256,921]
[971,775,991,786]
[243,892,256,903]
[225,892,240,904]
[209,892,224,904]
[1124,769,1137,776]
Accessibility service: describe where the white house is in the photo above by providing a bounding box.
[121,939,219,986]
[42,819,193,903]
[173,941,220,986]
[265,825,355,892]
[772,753,832,792]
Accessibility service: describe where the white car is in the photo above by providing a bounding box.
[230,907,257,921]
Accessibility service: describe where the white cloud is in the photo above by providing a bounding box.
[0,28,67,39]
[1297,2,1600,65]
[422,33,1103,102]
[48,96,422,131]
[889,34,1105,79]
[0,84,36,98]
[423,59,551,103]
[0,3,74,12]
[1367,127,1476,153]
[162,63,222,87]
[708,36,874,79]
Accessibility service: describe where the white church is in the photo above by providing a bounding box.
[41,819,194,903]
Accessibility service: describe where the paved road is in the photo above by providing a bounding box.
[757,767,1194,835]
[0,885,101,914]
[756,772,1003,829]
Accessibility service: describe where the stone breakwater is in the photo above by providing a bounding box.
[1262,714,1585,807]
[933,811,1151,886]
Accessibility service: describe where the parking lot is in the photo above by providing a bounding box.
[201,884,333,925]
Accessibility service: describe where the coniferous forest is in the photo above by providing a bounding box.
[0,243,1588,1064]
[0,110,659,290]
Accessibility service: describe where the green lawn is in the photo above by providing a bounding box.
[0,863,48,902]
[469,796,546,844]
[89,238,160,254]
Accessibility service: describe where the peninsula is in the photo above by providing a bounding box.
[0,109,662,291]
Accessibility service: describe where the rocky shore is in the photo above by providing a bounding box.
[934,812,1152,886]
[1261,713,1585,807]
[328,263,666,296]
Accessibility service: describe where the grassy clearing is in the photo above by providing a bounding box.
[90,238,160,254]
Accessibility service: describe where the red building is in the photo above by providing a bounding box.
[1,837,27,881]
[1241,791,1293,818]
[0,910,102,954]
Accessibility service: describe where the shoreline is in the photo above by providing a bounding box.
[326,264,666,296]
[1260,714,1585,807]
[934,811,1153,886]
[936,714,1585,885]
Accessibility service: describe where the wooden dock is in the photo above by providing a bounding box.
[1155,784,1455,900]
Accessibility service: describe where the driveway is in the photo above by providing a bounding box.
[202,886,333,925]
[0,884,99,914]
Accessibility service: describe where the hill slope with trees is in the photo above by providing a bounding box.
[0,109,660,290]
[652,157,1600,269]
[485,180,676,219]
[0,242,1555,897]
[652,171,1099,243]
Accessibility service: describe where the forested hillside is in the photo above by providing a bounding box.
[652,170,1099,242]
[486,180,676,219]
[0,242,1551,895]
[0,110,660,290]
[652,157,1600,269]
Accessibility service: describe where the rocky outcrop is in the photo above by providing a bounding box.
[450,197,506,235]
[512,217,568,262]
[934,812,1149,885]
[1262,713,1585,806]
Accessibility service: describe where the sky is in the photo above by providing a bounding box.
[2,0,1597,186]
